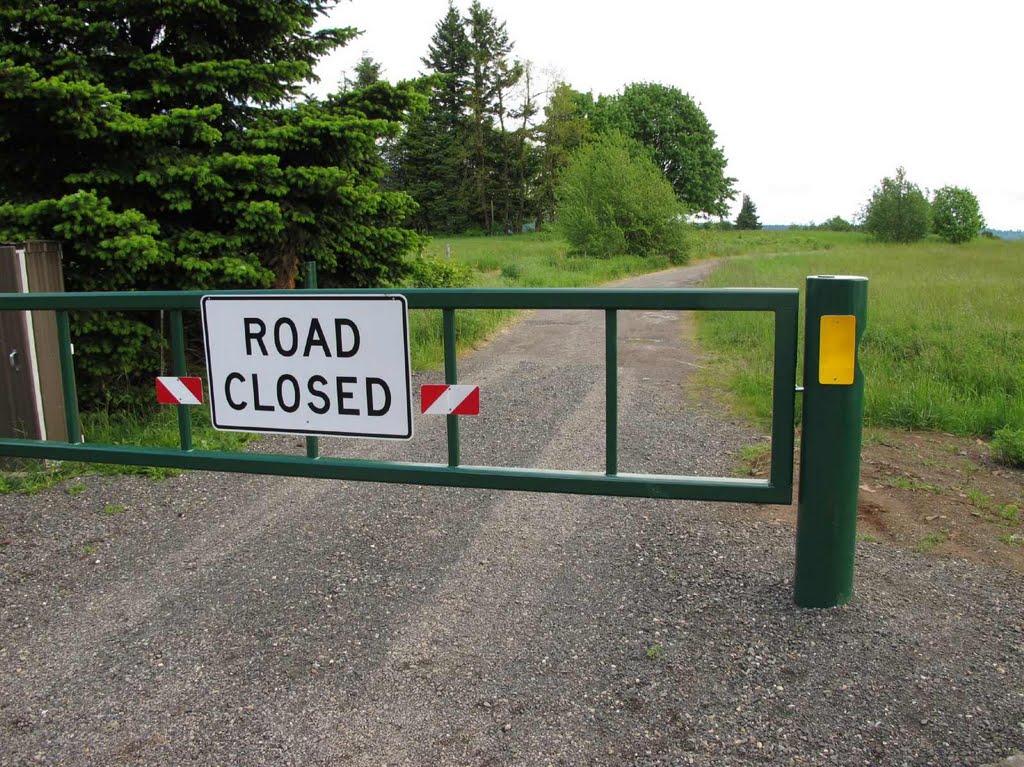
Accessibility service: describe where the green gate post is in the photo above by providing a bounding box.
[304,262,319,460]
[794,275,868,608]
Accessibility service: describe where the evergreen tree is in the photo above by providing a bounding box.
[735,195,761,230]
[0,0,422,401]
[391,1,533,234]
[465,0,522,233]
[390,3,473,233]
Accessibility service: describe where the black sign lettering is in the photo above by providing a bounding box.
[307,375,330,414]
[303,318,331,357]
[336,375,359,415]
[335,319,360,358]
[277,374,300,413]
[274,318,298,357]
[244,319,268,356]
[366,377,391,416]
[251,373,274,412]
[225,372,247,409]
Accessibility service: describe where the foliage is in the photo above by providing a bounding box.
[735,195,761,230]
[861,167,931,243]
[591,83,736,217]
[556,133,690,260]
[696,234,1024,436]
[992,427,1024,468]
[932,185,985,244]
[821,215,855,232]
[403,252,473,288]
[536,83,592,225]
[0,0,423,405]
[391,1,537,235]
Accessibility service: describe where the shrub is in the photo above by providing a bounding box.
[556,132,690,262]
[862,167,931,243]
[403,253,472,288]
[932,186,986,243]
[500,262,522,281]
[992,427,1024,468]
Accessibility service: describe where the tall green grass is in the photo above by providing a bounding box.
[697,235,1024,435]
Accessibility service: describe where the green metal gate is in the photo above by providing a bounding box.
[0,276,867,607]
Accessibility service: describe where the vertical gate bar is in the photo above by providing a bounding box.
[794,275,868,608]
[169,310,193,451]
[443,308,460,467]
[304,261,319,459]
[768,305,798,495]
[605,309,618,475]
[55,310,81,444]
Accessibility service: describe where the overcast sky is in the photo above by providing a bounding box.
[311,0,1024,229]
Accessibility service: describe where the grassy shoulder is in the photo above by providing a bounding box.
[696,233,1024,437]
[0,407,252,494]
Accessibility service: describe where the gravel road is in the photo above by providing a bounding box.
[2,262,1022,766]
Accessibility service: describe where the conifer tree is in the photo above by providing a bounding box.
[735,195,762,230]
[0,0,422,401]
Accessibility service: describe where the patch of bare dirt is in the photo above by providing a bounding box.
[744,430,1024,573]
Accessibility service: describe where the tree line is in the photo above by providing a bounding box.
[384,1,735,237]
[0,0,740,402]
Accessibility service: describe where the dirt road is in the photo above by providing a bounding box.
[2,262,1022,766]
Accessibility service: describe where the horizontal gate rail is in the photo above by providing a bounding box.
[0,286,799,504]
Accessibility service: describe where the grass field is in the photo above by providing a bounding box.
[408,231,680,369]
[696,232,1024,436]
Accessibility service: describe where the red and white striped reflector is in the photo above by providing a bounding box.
[156,376,204,406]
[420,384,479,416]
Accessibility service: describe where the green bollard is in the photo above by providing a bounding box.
[794,275,868,608]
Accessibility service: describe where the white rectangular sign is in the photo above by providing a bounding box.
[201,295,413,439]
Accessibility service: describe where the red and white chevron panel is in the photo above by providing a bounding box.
[156,376,204,406]
[420,384,480,416]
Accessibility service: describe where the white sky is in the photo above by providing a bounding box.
[311,0,1024,229]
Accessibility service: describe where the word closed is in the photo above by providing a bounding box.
[202,295,413,439]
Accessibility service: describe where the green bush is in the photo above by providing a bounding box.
[404,253,472,288]
[932,186,986,243]
[862,167,931,243]
[992,427,1024,467]
[500,262,522,281]
[556,132,690,262]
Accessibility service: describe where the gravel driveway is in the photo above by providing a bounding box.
[1,263,1022,766]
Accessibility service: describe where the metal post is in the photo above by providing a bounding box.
[304,261,319,459]
[794,275,868,608]
[443,308,460,467]
[605,309,618,475]
[169,310,192,451]
[55,310,81,444]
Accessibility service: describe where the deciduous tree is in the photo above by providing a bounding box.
[556,133,690,261]
[932,186,985,243]
[592,83,736,217]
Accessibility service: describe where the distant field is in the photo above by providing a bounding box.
[696,233,1024,436]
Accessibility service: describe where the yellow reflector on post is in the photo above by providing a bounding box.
[818,315,856,385]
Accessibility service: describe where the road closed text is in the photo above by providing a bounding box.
[201,295,413,439]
